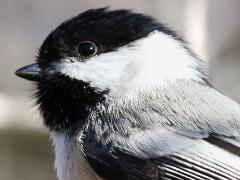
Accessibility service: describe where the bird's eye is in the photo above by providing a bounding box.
[77,41,97,58]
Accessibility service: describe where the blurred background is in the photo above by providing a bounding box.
[0,0,240,179]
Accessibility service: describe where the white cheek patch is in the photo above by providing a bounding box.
[54,31,201,95]
[55,48,137,95]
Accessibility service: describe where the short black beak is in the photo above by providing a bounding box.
[15,63,42,81]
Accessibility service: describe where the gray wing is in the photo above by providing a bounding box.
[84,127,240,180]
[83,81,240,179]
[156,135,240,180]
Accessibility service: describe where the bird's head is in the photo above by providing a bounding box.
[15,8,205,132]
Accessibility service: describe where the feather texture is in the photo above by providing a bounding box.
[80,80,240,180]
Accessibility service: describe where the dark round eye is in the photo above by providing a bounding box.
[77,41,97,58]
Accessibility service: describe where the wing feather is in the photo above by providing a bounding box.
[157,139,240,180]
[84,126,240,179]
[83,81,240,179]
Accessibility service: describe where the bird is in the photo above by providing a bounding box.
[15,8,240,180]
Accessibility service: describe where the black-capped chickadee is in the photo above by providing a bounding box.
[15,8,240,180]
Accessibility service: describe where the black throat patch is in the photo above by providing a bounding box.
[35,74,108,132]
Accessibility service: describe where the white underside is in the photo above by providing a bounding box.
[51,133,102,180]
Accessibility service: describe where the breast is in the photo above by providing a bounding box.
[51,132,102,180]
